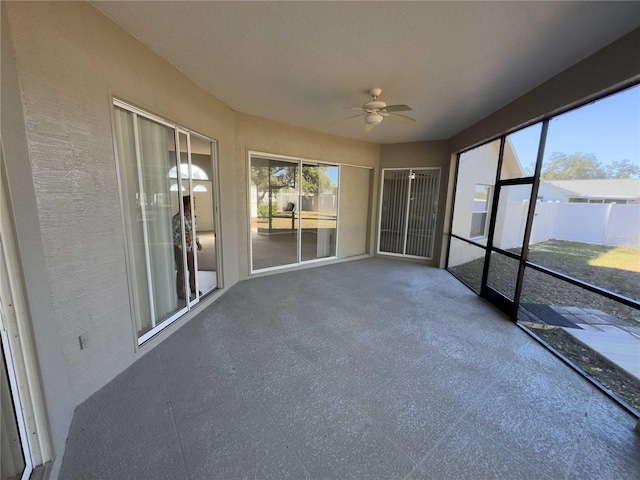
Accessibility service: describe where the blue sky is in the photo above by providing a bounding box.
[510,84,639,169]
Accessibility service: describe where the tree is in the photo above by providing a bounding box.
[527,152,640,180]
[251,164,334,207]
[604,159,640,179]
[540,152,606,180]
[300,166,333,197]
[251,165,293,204]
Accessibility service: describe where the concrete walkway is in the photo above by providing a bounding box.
[551,306,640,381]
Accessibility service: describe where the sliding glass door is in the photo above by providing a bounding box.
[249,153,339,272]
[113,100,220,344]
[378,168,440,259]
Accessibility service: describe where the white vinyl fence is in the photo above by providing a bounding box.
[496,201,640,249]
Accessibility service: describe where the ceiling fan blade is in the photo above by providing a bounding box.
[342,114,364,121]
[384,104,412,112]
[387,112,416,124]
[364,123,376,133]
[344,107,365,111]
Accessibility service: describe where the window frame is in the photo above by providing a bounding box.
[470,184,492,239]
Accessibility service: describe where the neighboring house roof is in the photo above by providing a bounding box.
[546,179,640,199]
[538,181,576,197]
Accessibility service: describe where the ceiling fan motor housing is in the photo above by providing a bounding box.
[363,100,387,111]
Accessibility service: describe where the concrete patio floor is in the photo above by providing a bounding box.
[59,258,640,479]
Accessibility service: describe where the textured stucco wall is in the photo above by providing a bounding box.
[1,2,74,465]
[379,141,450,265]
[235,112,381,278]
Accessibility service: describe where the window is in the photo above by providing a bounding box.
[169,163,209,180]
[470,185,491,238]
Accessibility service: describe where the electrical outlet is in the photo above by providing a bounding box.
[78,334,88,350]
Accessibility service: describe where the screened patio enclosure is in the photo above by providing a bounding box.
[446,84,640,413]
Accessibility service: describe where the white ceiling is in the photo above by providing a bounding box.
[92,1,639,145]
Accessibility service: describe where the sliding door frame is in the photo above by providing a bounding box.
[248,151,340,274]
[112,98,221,346]
[377,167,441,260]
[0,161,52,475]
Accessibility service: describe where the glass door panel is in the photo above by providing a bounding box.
[136,116,186,333]
[175,131,197,304]
[301,163,338,262]
[190,135,217,296]
[379,170,410,254]
[114,102,220,343]
[380,168,441,258]
[250,157,299,271]
[406,169,440,258]
[1,343,27,480]
[114,107,188,339]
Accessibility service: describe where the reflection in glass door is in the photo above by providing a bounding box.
[378,168,440,259]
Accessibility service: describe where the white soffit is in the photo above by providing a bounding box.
[91,1,640,144]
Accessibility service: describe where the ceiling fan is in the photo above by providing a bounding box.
[345,88,416,132]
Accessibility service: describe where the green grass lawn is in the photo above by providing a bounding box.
[526,240,639,301]
[449,239,640,323]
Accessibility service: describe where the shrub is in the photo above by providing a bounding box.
[257,202,280,220]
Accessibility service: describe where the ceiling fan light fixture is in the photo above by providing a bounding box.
[365,113,383,125]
